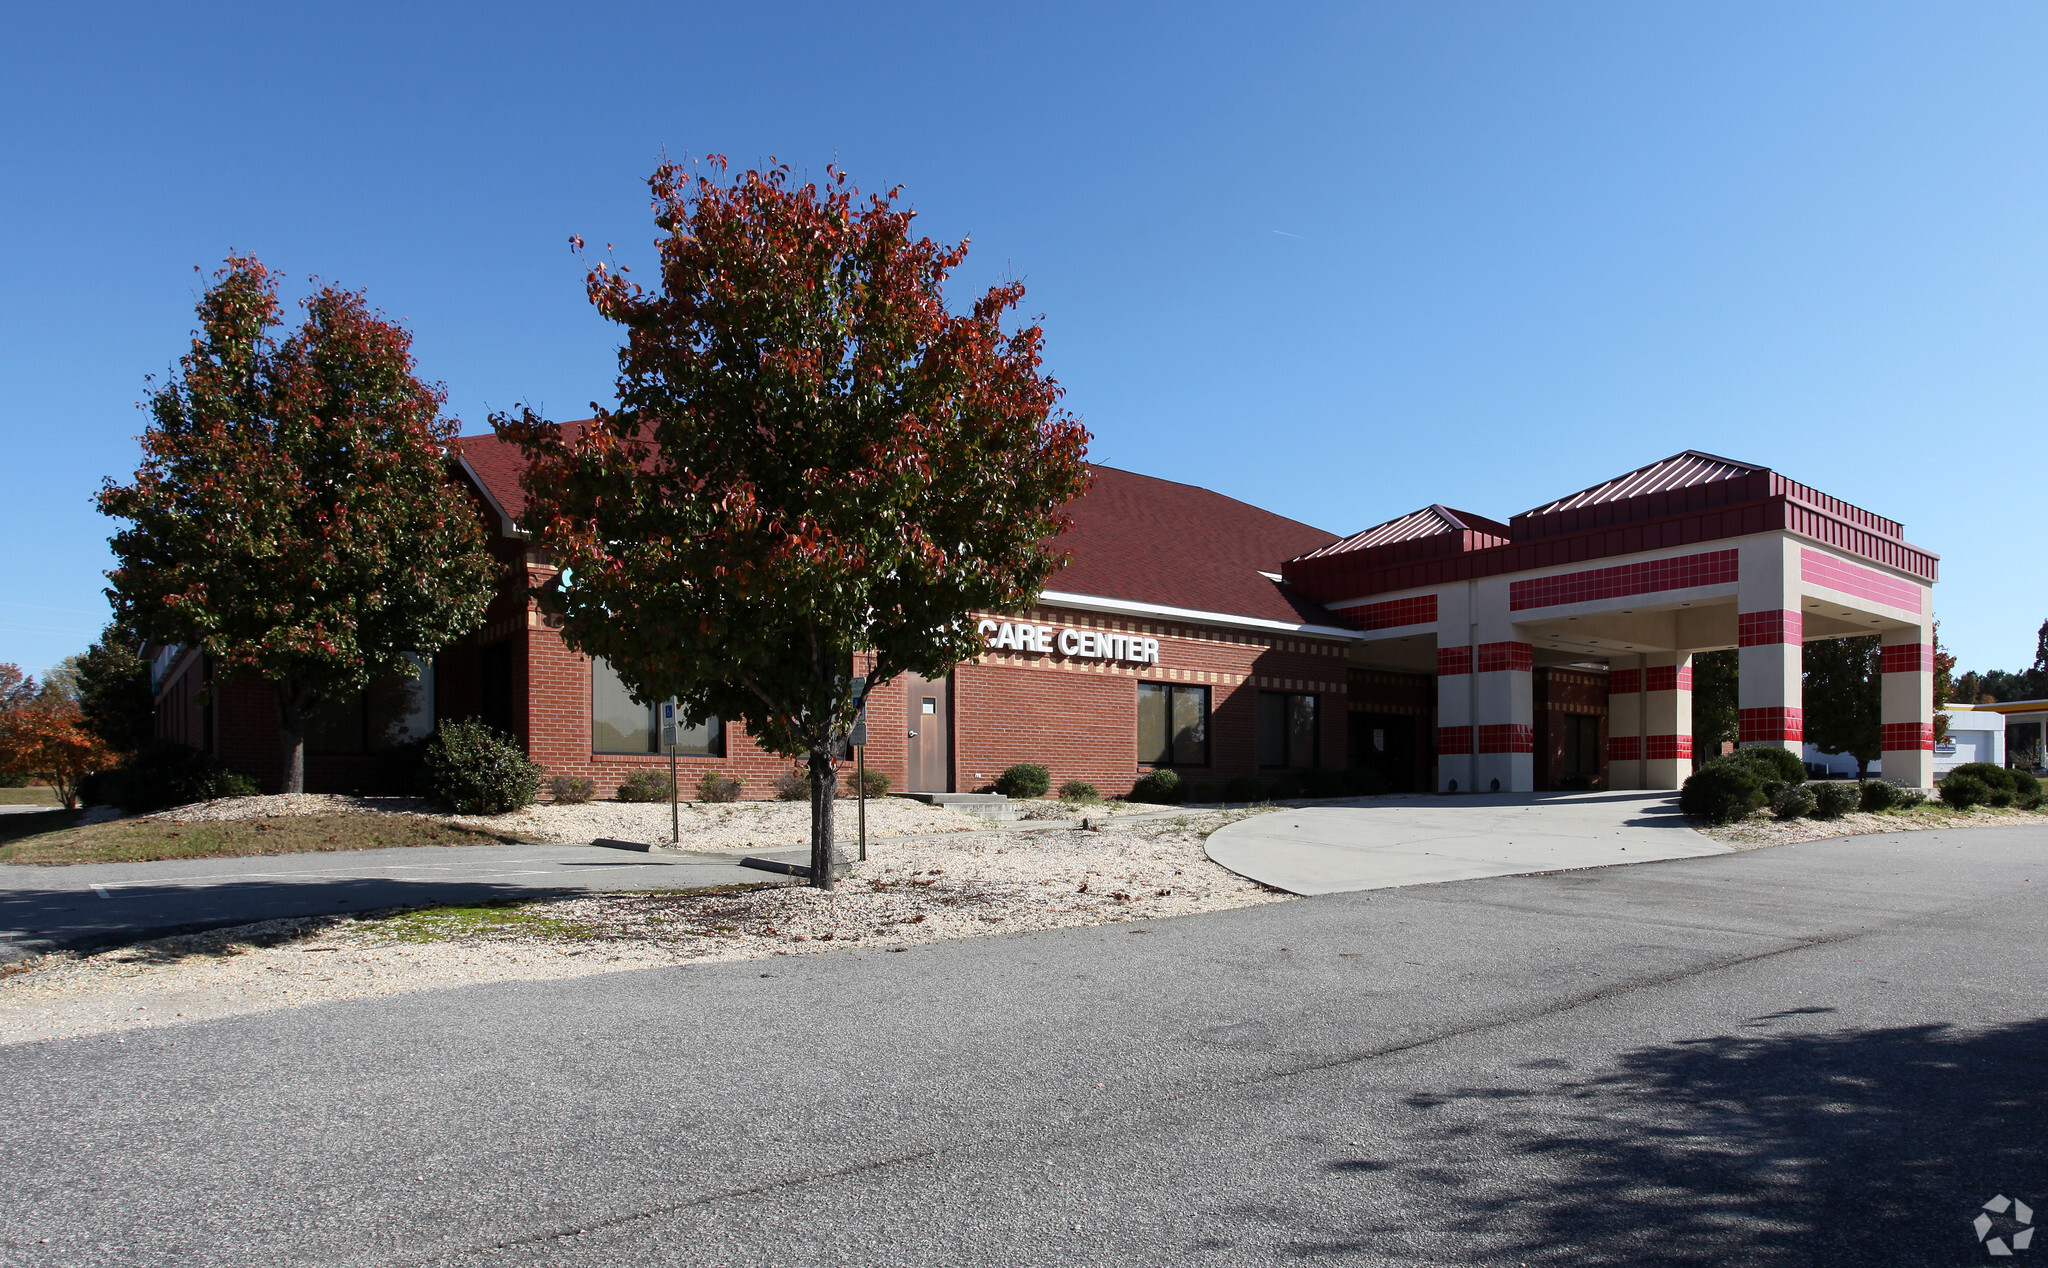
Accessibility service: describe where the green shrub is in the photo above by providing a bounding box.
[1893,785,1928,809]
[1811,781,1858,820]
[548,774,596,805]
[616,769,675,803]
[1859,780,1898,813]
[848,767,890,798]
[994,763,1051,799]
[1771,785,1816,820]
[1731,746,1806,785]
[772,770,809,801]
[1129,768,1186,804]
[1058,779,1100,803]
[1947,762,2014,794]
[1679,758,1765,824]
[695,770,743,803]
[87,740,260,813]
[420,721,541,815]
[1945,763,2042,809]
[1939,772,1990,811]
[1223,774,1268,803]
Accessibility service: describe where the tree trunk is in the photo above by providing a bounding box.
[808,746,839,891]
[276,689,307,795]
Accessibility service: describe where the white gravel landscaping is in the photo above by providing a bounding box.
[128,791,989,850]
[0,808,1286,1045]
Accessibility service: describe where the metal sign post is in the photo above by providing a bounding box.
[849,677,869,862]
[661,700,680,847]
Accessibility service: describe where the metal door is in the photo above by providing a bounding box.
[904,672,951,793]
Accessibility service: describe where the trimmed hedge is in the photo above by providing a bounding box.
[994,763,1051,799]
[548,775,596,805]
[1945,762,2043,810]
[1679,757,1766,824]
[695,771,744,803]
[420,721,542,814]
[1770,785,1817,820]
[1859,779,1898,813]
[1129,769,1186,804]
[1058,780,1100,803]
[617,770,675,803]
[850,767,891,798]
[1810,781,1858,820]
[1939,772,1990,811]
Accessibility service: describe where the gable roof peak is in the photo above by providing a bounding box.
[1517,450,1767,519]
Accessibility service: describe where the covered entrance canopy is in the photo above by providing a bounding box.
[1288,452,1940,792]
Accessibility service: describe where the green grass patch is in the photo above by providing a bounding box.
[365,899,599,943]
[0,787,60,806]
[0,811,520,866]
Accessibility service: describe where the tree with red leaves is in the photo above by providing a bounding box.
[0,699,116,809]
[100,257,495,793]
[497,158,1091,888]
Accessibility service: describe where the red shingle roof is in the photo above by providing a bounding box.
[447,433,1345,627]
[1051,466,1343,625]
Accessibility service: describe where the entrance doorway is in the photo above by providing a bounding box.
[903,671,952,793]
[1350,712,1418,792]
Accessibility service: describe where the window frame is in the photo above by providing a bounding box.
[1258,690,1321,770]
[1136,681,1211,768]
[590,657,723,757]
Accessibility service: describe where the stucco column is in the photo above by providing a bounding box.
[1879,628,1934,788]
[1436,644,1474,792]
[1607,661,1641,790]
[1473,639,1535,792]
[1643,652,1694,789]
[1738,538,1803,755]
[1467,578,1533,793]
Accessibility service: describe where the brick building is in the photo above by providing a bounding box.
[150,445,1940,797]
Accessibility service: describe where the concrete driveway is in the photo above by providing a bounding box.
[1205,790,1728,894]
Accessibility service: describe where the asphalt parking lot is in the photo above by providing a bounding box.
[2,823,2042,1266]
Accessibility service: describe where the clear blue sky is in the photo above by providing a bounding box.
[4,3,2044,682]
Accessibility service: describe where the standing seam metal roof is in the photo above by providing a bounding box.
[1517,450,1765,518]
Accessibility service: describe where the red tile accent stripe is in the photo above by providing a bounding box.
[1477,723,1534,754]
[1645,734,1693,760]
[1800,548,1922,614]
[1608,669,1640,696]
[1339,593,1438,631]
[1738,610,1804,646]
[1438,646,1472,677]
[1476,641,1533,674]
[1644,665,1693,693]
[1609,735,1640,762]
[1880,643,1932,674]
[1508,548,1738,611]
[1739,707,1804,743]
[1881,722,1935,751]
[1438,724,1473,755]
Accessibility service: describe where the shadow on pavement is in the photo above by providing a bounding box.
[1290,1017,2047,1265]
